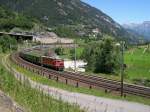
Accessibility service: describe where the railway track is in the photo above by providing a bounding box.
[10,52,150,98]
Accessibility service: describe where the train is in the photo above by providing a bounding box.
[19,51,64,71]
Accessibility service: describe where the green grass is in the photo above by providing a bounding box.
[76,47,84,58]
[85,46,150,86]
[0,54,84,112]
[7,54,150,106]
[59,47,84,60]
[59,48,73,59]
[125,47,150,80]
[59,45,150,85]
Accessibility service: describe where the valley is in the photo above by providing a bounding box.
[0,0,150,112]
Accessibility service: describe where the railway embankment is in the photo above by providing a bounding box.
[0,54,84,112]
[4,54,150,112]
[10,52,150,103]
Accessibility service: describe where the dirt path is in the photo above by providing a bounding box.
[0,90,25,112]
[0,54,26,112]
[3,54,150,112]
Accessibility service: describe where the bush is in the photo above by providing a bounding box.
[82,37,120,74]
[55,47,65,55]
[0,35,17,53]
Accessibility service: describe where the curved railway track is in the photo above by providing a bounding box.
[10,52,150,98]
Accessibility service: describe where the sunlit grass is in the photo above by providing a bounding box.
[0,54,84,112]
[125,47,150,80]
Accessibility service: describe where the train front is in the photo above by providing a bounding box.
[55,58,64,71]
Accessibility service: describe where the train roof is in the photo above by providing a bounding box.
[22,50,63,60]
[42,56,63,60]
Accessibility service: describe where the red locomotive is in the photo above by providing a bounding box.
[42,56,64,71]
[20,51,64,71]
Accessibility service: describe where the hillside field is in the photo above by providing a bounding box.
[125,46,150,85]
[73,45,150,86]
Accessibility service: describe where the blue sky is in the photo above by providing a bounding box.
[82,0,150,24]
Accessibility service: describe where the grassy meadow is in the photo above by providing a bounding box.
[124,46,150,85]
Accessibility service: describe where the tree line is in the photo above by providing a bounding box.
[82,37,120,74]
[0,6,35,31]
[54,37,121,74]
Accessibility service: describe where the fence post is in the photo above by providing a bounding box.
[76,82,78,88]
[56,76,58,82]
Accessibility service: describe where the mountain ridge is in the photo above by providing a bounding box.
[0,0,135,41]
[123,21,150,41]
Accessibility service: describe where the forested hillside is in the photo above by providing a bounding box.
[0,0,136,41]
[0,6,37,32]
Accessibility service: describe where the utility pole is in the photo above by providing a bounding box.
[74,40,77,72]
[148,42,150,51]
[40,43,43,75]
[120,41,124,97]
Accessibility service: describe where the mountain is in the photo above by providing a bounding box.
[123,21,150,41]
[0,0,134,41]
[0,6,37,31]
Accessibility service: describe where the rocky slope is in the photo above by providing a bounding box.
[0,0,134,41]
